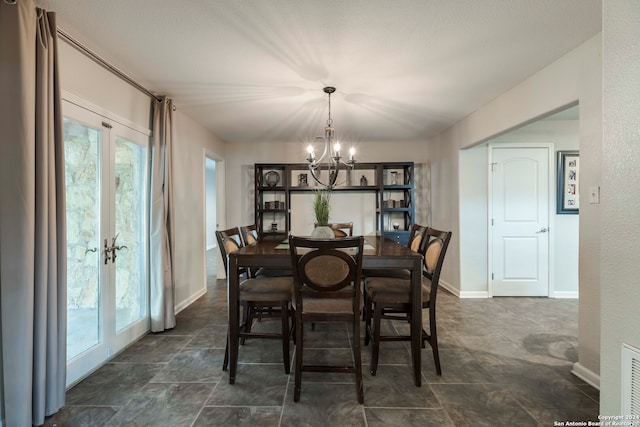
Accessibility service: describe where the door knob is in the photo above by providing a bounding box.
[536,227,549,233]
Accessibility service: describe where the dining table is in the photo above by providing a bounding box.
[226,234,424,386]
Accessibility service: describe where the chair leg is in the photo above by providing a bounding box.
[363,293,372,346]
[361,289,367,321]
[223,329,229,371]
[430,309,442,376]
[293,312,303,402]
[370,303,382,376]
[240,302,250,345]
[353,316,364,404]
[281,301,290,374]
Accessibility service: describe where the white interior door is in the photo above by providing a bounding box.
[490,146,550,296]
[63,100,149,386]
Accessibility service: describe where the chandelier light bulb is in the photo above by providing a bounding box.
[349,147,356,161]
[333,142,341,156]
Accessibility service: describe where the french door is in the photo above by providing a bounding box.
[63,100,150,386]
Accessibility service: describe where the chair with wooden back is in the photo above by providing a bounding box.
[288,235,365,403]
[363,227,452,377]
[329,222,353,237]
[216,227,293,375]
[362,223,427,279]
[240,224,292,278]
[239,224,259,245]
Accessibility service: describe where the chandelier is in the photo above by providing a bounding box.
[305,87,355,189]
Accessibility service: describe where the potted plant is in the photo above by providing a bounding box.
[311,189,334,238]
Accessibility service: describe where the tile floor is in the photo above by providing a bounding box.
[44,254,599,426]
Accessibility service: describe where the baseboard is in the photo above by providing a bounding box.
[438,280,460,297]
[552,291,579,299]
[572,362,600,390]
[175,287,207,315]
[439,280,490,298]
[459,290,490,298]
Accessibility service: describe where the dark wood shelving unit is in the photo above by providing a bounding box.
[254,162,414,244]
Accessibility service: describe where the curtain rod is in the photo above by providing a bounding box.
[57,28,163,103]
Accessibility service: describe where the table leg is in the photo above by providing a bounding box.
[411,257,422,387]
[228,255,239,384]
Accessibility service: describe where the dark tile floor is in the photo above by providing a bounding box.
[44,256,599,426]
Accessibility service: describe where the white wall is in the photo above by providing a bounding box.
[58,42,150,130]
[600,0,640,414]
[427,35,602,380]
[458,144,489,296]
[171,110,225,310]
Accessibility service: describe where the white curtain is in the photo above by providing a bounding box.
[149,97,176,332]
[0,1,67,425]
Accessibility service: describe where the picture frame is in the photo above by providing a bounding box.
[557,150,579,214]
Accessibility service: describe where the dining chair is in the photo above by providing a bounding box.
[216,227,293,375]
[240,224,293,279]
[239,224,259,245]
[363,227,452,376]
[289,235,365,403]
[330,222,353,237]
[362,223,427,280]
[313,222,354,238]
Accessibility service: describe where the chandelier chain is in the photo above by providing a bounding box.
[327,91,333,127]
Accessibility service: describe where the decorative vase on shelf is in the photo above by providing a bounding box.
[390,171,398,185]
[360,175,368,186]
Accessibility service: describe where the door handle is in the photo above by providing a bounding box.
[103,239,112,264]
[536,227,549,233]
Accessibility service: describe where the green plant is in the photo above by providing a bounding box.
[313,190,331,226]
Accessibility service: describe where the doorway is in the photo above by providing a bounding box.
[63,100,149,386]
[205,157,218,282]
[459,105,579,298]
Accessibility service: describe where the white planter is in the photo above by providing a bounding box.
[311,225,334,239]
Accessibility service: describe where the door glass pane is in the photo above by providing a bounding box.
[114,137,147,331]
[64,118,101,360]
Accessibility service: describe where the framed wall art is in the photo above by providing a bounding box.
[557,150,579,214]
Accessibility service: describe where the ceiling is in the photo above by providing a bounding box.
[35,0,601,144]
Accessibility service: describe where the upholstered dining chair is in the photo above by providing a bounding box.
[216,227,293,375]
[363,227,452,377]
[362,223,427,280]
[329,222,354,237]
[239,224,259,245]
[240,224,292,278]
[289,236,365,403]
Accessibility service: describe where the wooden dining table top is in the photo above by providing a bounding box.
[229,234,421,267]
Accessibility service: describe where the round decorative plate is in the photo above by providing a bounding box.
[265,170,280,187]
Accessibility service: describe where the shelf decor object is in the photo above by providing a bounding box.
[264,170,280,187]
[304,87,356,189]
